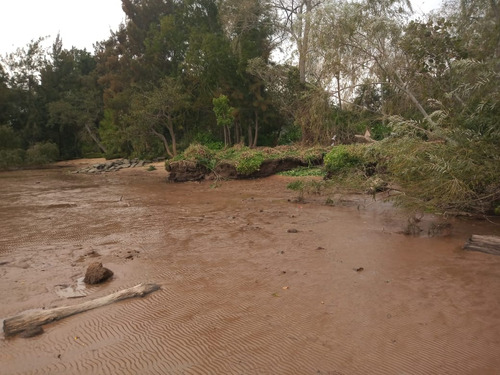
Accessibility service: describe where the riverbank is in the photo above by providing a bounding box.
[1,160,499,374]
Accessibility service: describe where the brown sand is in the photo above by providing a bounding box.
[1,160,499,374]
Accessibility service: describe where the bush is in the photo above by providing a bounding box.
[0,149,25,169]
[278,124,302,145]
[372,136,500,213]
[235,151,265,175]
[0,125,21,150]
[182,143,217,170]
[324,145,365,175]
[279,166,325,177]
[25,142,59,166]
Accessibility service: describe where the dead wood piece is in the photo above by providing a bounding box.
[3,283,160,337]
[464,235,500,255]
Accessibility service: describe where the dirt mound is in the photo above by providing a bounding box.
[167,156,313,182]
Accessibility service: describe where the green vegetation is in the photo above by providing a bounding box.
[324,145,365,175]
[235,151,265,175]
[286,180,306,202]
[0,0,498,213]
[166,144,327,177]
[279,166,324,177]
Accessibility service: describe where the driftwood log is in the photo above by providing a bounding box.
[464,235,500,255]
[3,283,160,337]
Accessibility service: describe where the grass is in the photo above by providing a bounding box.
[279,166,325,177]
[166,144,328,176]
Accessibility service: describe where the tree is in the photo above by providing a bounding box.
[272,0,324,83]
[212,94,235,146]
[128,77,190,157]
[1,38,48,145]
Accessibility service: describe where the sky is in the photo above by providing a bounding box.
[0,0,443,57]
[0,0,125,56]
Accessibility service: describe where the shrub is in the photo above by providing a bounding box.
[0,149,25,169]
[324,145,365,175]
[181,143,217,170]
[372,136,500,213]
[279,166,325,177]
[287,180,305,201]
[25,142,59,166]
[235,151,265,175]
[0,125,21,150]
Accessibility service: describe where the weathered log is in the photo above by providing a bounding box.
[464,235,500,255]
[3,283,160,337]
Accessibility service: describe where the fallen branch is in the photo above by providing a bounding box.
[3,283,160,337]
[464,235,500,256]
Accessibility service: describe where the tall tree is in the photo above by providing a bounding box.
[128,77,190,157]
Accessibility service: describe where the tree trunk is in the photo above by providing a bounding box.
[3,283,160,337]
[252,110,259,148]
[84,123,107,154]
[151,128,173,158]
[336,72,342,110]
[298,0,312,84]
[393,72,437,129]
[166,116,177,156]
[234,119,240,144]
[223,125,228,147]
[248,122,253,147]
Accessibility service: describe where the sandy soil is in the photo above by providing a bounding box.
[1,159,500,374]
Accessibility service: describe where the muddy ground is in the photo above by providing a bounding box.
[1,159,499,374]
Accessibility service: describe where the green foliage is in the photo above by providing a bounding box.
[372,135,500,213]
[279,167,325,177]
[235,150,265,175]
[324,145,365,175]
[287,180,304,191]
[212,95,234,128]
[169,144,327,177]
[192,131,224,150]
[0,0,497,217]
[300,146,327,165]
[0,125,22,150]
[25,142,59,166]
[0,149,25,169]
[99,109,127,159]
[278,124,302,145]
[286,180,306,201]
[182,143,217,170]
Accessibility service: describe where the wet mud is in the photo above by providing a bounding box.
[1,160,500,374]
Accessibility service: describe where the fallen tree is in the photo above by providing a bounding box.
[3,283,160,337]
[464,235,500,255]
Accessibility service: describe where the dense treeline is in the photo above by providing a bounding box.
[0,0,499,212]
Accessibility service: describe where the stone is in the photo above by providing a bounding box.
[83,262,114,284]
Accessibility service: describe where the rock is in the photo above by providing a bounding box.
[83,262,113,284]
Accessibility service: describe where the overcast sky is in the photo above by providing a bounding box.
[0,0,124,56]
[0,0,442,57]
